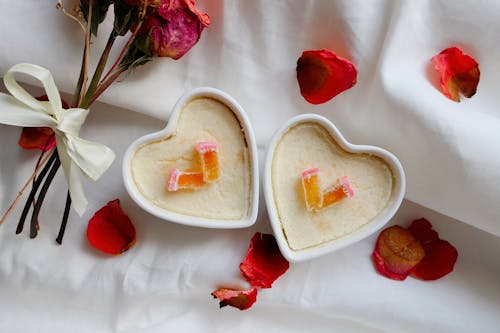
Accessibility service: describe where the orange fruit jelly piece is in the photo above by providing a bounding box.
[301,168,323,211]
[177,171,205,188]
[167,169,205,191]
[196,141,219,182]
[322,176,354,208]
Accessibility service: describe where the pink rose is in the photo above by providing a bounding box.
[140,0,210,59]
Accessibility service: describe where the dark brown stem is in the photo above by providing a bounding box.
[16,151,58,234]
[56,192,72,244]
[30,156,61,238]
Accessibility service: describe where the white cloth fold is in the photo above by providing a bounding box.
[0,63,115,215]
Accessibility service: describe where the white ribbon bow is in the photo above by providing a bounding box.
[0,63,115,216]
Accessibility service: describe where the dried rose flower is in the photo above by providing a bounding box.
[139,0,210,59]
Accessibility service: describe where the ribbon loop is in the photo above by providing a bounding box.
[0,63,115,216]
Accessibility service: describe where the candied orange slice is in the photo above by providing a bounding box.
[301,168,323,211]
[322,176,354,208]
[196,141,219,182]
[167,169,205,191]
[301,169,353,211]
[166,141,220,192]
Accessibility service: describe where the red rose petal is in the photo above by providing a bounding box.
[18,127,56,151]
[86,199,136,255]
[296,49,357,104]
[410,239,458,281]
[18,95,69,151]
[239,233,289,288]
[431,47,480,102]
[408,218,458,280]
[372,226,425,281]
[407,218,439,245]
[211,287,258,310]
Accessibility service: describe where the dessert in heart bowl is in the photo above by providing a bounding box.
[123,87,259,228]
[264,114,405,262]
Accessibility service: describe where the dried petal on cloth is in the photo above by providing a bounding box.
[211,287,258,310]
[408,219,458,280]
[239,233,289,288]
[296,49,357,104]
[431,46,480,102]
[86,199,136,255]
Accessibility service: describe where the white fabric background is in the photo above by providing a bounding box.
[0,0,499,331]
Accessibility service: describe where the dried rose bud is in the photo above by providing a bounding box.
[139,0,210,59]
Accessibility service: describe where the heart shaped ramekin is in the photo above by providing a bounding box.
[264,114,405,262]
[123,87,259,228]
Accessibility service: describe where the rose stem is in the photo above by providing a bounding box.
[88,66,127,106]
[16,151,58,234]
[0,149,54,226]
[98,17,145,87]
[30,156,61,238]
[55,192,71,245]
[81,30,118,107]
[76,0,94,107]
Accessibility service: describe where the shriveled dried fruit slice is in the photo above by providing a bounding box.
[195,141,219,182]
[301,168,323,211]
[408,218,439,245]
[431,47,480,102]
[410,239,458,281]
[86,199,136,255]
[372,226,425,280]
[296,49,357,104]
[239,233,289,288]
[211,287,258,310]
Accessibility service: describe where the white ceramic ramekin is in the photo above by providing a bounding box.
[122,87,259,229]
[264,114,406,262]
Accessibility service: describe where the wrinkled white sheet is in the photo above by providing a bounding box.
[1,0,500,331]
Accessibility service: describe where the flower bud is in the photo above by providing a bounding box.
[140,0,210,59]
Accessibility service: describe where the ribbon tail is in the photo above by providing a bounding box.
[0,93,56,127]
[57,137,88,216]
[65,136,115,181]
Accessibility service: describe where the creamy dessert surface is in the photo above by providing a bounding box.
[131,97,251,220]
[272,123,393,250]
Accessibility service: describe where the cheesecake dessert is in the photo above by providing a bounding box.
[130,97,252,221]
[271,122,394,251]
